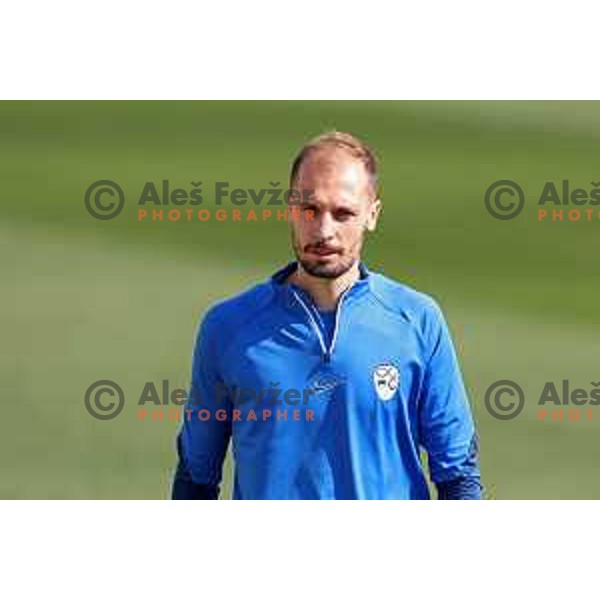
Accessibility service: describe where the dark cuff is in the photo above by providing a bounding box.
[171,434,220,500]
[437,476,482,500]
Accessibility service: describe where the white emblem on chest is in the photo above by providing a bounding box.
[373,363,399,401]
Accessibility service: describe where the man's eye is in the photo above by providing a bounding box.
[335,210,356,221]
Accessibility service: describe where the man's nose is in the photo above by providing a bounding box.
[316,212,336,239]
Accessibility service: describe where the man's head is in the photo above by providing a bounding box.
[288,131,382,279]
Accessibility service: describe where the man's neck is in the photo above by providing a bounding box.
[287,261,361,311]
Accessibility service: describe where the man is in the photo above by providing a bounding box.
[172,131,482,500]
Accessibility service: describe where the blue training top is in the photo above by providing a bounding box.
[176,261,481,499]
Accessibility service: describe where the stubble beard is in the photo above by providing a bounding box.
[291,231,363,280]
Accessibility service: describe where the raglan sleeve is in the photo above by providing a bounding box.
[171,308,232,499]
[417,298,482,500]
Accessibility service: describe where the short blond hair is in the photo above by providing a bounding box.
[290,130,379,195]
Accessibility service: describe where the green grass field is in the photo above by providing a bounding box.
[2,101,599,498]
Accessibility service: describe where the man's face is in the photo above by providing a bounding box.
[290,149,381,279]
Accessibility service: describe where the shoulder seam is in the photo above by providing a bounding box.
[369,275,435,319]
[209,284,277,367]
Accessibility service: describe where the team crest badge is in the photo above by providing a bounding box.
[373,363,399,401]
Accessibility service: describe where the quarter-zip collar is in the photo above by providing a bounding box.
[270,260,372,362]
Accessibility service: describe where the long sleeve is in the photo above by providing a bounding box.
[418,300,482,499]
[171,308,232,499]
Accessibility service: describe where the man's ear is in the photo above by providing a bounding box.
[365,197,382,232]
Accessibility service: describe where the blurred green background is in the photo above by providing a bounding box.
[2,101,599,499]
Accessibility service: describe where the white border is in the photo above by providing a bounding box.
[1,1,599,99]
[1,501,597,599]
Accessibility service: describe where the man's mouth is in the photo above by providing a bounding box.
[306,246,339,257]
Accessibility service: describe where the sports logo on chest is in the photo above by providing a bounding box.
[306,371,346,399]
[372,363,400,401]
